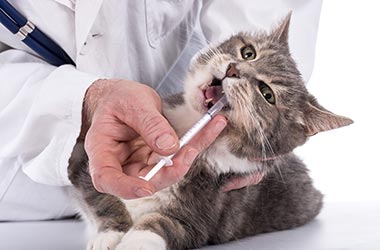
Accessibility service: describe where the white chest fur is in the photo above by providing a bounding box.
[203,139,261,175]
[122,186,175,223]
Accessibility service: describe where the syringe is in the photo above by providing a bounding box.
[140,95,228,181]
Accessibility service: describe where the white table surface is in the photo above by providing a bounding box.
[0,202,379,250]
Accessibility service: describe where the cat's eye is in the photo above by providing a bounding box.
[259,82,275,104]
[241,46,256,60]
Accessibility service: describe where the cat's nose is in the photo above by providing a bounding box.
[226,63,240,78]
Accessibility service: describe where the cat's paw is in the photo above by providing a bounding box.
[87,230,125,250]
[115,229,166,250]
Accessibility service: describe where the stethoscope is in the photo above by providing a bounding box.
[0,0,75,66]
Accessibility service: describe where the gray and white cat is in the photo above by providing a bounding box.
[68,14,353,250]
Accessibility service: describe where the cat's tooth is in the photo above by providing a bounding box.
[205,98,213,104]
[221,90,225,94]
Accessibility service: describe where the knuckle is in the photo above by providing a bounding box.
[196,137,213,151]
[139,85,162,110]
[141,113,167,137]
[140,84,160,98]
[102,99,119,112]
[83,131,93,151]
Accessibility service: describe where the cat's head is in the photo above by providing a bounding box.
[183,13,353,161]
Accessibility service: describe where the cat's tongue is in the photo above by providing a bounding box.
[205,86,223,104]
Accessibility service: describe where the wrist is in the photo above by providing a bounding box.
[80,79,114,139]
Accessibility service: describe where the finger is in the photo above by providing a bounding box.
[186,114,227,152]
[123,106,180,156]
[91,166,156,199]
[152,146,199,188]
[137,145,199,190]
[146,151,162,166]
[222,173,264,192]
[85,127,155,198]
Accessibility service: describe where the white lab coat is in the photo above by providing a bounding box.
[0,0,322,220]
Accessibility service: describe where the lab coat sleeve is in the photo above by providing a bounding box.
[200,0,323,82]
[0,49,99,186]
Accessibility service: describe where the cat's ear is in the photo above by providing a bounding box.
[270,12,292,45]
[303,97,353,136]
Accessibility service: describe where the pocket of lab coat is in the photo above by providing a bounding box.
[144,0,195,48]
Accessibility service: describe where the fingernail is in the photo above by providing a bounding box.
[214,120,227,134]
[156,133,177,150]
[184,149,198,166]
[135,188,153,197]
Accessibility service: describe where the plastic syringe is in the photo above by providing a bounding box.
[140,95,228,181]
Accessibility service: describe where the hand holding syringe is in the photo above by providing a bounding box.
[140,95,228,181]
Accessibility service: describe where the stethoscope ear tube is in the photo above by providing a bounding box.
[0,0,75,66]
[0,6,19,33]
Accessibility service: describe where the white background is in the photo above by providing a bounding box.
[295,0,380,202]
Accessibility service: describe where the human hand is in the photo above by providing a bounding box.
[82,79,227,199]
[222,172,264,192]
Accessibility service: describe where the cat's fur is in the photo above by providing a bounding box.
[68,14,353,250]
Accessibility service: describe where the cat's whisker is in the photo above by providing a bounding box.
[210,47,223,60]
[250,109,275,160]
[272,159,284,181]
[267,154,287,188]
[248,109,268,156]
[198,46,224,66]
[233,85,280,174]
[279,86,309,96]
[233,89,269,166]
[235,86,275,160]
[233,88,254,136]
[198,46,215,63]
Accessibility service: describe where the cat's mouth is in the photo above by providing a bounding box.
[203,77,226,109]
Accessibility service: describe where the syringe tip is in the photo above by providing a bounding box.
[208,95,228,117]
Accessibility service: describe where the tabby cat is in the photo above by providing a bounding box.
[68,14,352,250]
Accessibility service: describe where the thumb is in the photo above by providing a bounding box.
[129,109,179,156]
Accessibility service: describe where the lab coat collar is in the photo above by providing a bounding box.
[74,0,104,56]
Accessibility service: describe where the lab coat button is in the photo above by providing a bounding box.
[91,33,103,38]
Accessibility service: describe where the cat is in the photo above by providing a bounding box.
[68,14,353,250]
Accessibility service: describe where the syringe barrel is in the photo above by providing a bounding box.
[179,95,228,148]
[179,114,212,148]
[141,95,227,181]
